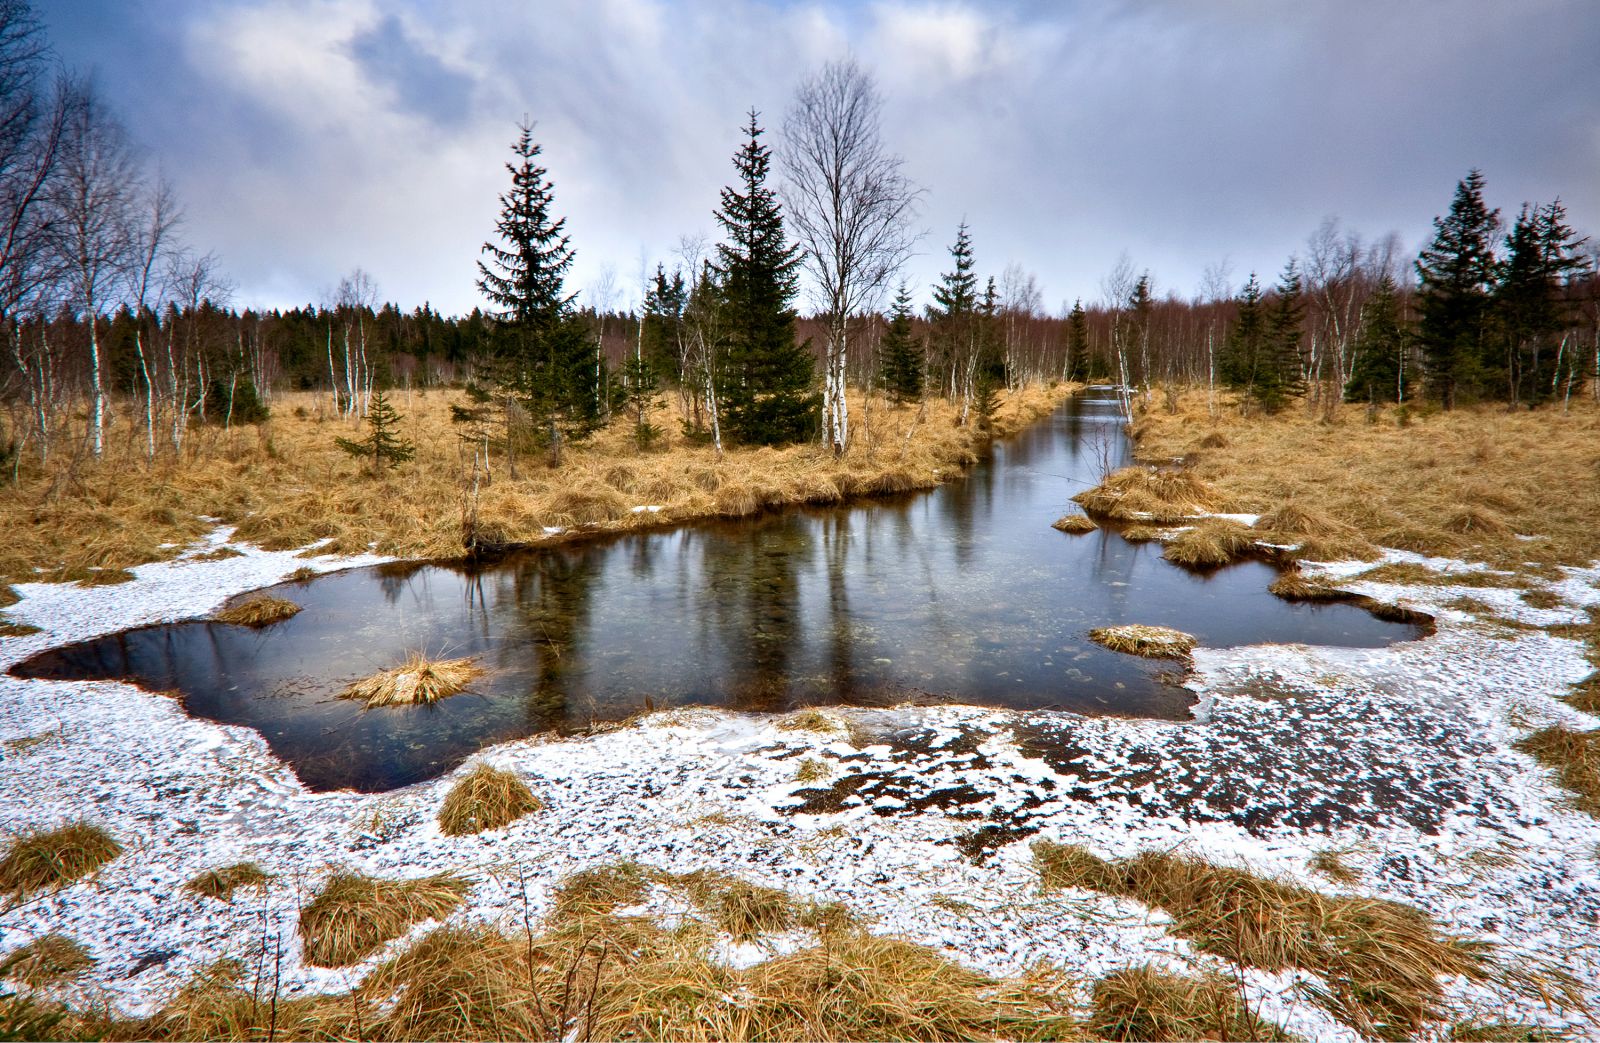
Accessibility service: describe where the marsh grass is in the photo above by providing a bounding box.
[1514,726,1600,816]
[1089,964,1288,1041]
[1567,675,1600,716]
[1034,842,1490,1038]
[0,934,95,987]
[1074,466,1222,523]
[1161,519,1258,568]
[1448,1019,1565,1041]
[0,821,122,906]
[183,862,271,902]
[776,708,842,733]
[212,595,301,627]
[1268,569,1349,601]
[1088,624,1197,659]
[298,871,470,967]
[1354,562,1523,589]
[342,653,484,708]
[437,764,541,836]
[1051,513,1098,534]
[794,757,831,782]
[1310,848,1361,885]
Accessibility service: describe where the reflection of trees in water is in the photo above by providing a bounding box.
[492,547,604,733]
[701,516,813,711]
[374,560,428,604]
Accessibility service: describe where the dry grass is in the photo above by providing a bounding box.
[1089,964,1288,1041]
[794,757,831,782]
[776,708,842,733]
[1073,466,1222,523]
[1568,675,1600,716]
[1052,513,1098,534]
[1127,390,1600,571]
[1354,562,1523,589]
[677,869,801,941]
[1088,624,1197,659]
[1269,569,1349,601]
[1449,1020,1564,1041]
[1310,848,1361,885]
[212,595,301,627]
[1119,524,1165,542]
[1161,519,1259,568]
[1034,842,1490,1039]
[341,653,485,708]
[183,862,272,902]
[297,871,470,967]
[0,934,95,987]
[0,384,1075,585]
[1514,726,1600,816]
[437,764,541,836]
[0,821,122,906]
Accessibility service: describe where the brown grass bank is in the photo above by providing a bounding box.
[1126,390,1600,571]
[0,384,1075,586]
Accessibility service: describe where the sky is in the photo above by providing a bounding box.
[39,0,1600,317]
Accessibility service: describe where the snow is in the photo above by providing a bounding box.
[1,532,1598,1038]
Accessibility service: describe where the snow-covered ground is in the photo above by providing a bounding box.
[2,530,1598,1039]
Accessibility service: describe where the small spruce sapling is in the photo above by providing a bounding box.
[621,353,663,450]
[335,390,415,476]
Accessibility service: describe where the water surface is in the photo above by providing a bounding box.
[13,393,1422,792]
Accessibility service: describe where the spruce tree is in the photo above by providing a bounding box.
[927,223,978,394]
[879,282,923,405]
[476,122,601,463]
[1344,273,1411,404]
[641,263,687,382]
[1496,199,1590,406]
[335,390,414,475]
[1219,274,1267,404]
[1065,298,1090,381]
[621,352,662,449]
[1415,170,1500,408]
[712,111,817,445]
[1259,258,1306,411]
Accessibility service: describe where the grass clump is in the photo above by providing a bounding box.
[1449,1020,1564,1041]
[1269,569,1349,601]
[1089,964,1288,1041]
[678,870,800,941]
[0,934,96,987]
[1310,848,1361,884]
[0,620,41,637]
[298,871,470,967]
[1052,513,1098,534]
[342,652,484,708]
[1567,675,1600,716]
[552,862,654,919]
[183,862,271,902]
[1032,841,1489,1039]
[777,708,842,733]
[212,595,301,627]
[1074,466,1220,523]
[437,764,541,836]
[1353,562,1521,589]
[0,822,122,905]
[794,757,831,783]
[1514,725,1600,816]
[1088,624,1197,660]
[1162,519,1258,568]
[1119,524,1165,542]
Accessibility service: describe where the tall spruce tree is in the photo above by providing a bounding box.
[712,111,817,445]
[1415,170,1500,409]
[1344,273,1411,404]
[927,223,978,401]
[1496,199,1590,406]
[879,282,923,405]
[1258,258,1306,411]
[1065,298,1090,381]
[641,263,687,382]
[476,122,601,464]
[1219,274,1268,404]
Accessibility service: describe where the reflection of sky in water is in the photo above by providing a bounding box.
[14,396,1421,792]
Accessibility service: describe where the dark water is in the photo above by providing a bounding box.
[12,393,1422,792]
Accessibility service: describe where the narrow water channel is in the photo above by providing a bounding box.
[13,392,1422,792]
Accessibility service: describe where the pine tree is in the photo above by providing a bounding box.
[712,111,817,445]
[879,282,923,405]
[1065,298,1090,381]
[335,390,414,475]
[476,122,600,464]
[1496,199,1590,406]
[1344,273,1411,404]
[1416,170,1500,409]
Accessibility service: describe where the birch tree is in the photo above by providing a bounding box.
[780,58,919,455]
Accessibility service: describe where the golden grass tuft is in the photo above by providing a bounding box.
[552,862,654,920]
[1514,725,1600,817]
[437,764,541,836]
[0,934,96,988]
[1089,964,1289,1041]
[776,708,842,733]
[1033,841,1490,1039]
[1310,848,1361,885]
[1255,501,1359,539]
[794,757,831,783]
[1119,524,1165,542]
[1074,466,1221,523]
[189,545,245,562]
[1088,624,1197,659]
[1443,505,1515,539]
[1051,513,1098,534]
[1161,519,1259,568]
[1269,569,1349,601]
[297,871,470,967]
[1448,1020,1564,1041]
[212,595,301,627]
[182,862,272,902]
[0,821,122,906]
[341,652,484,708]
[677,870,800,941]
[1520,587,1562,610]
[1568,675,1600,716]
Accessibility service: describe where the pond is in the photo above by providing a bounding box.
[12,392,1423,792]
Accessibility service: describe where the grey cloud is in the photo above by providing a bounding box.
[349,14,475,127]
